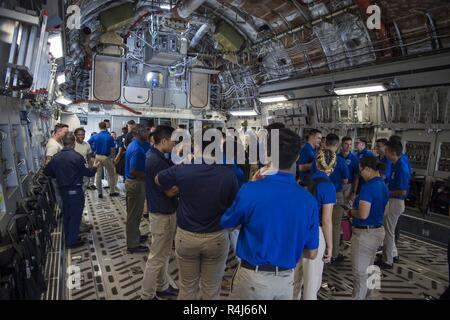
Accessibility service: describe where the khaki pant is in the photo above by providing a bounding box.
[351,227,385,300]
[125,179,146,248]
[230,265,294,300]
[141,213,177,299]
[95,154,116,193]
[383,199,404,264]
[175,228,229,300]
[293,227,325,300]
[332,190,345,258]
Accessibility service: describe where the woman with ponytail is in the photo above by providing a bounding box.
[349,156,389,300]
[293,149,337,300]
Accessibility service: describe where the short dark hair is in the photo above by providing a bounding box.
[62,132,76,147]
[360,155,386,172]
[99,122,107,130]
[153,125,175,144]
[122,126,128,134]
[376,138,388,145]
[74,127,85,135]
[389,135,402,143]
[308,129,322,138]
[357,137,368,145]
[127,119,136,125]
[132,124,146,137]
[385,140,403,156]
[111,131,116,135]
[342,136,352,143]
[54,123,68,132]
[277,128,302,170]
[326,133,340,147]
[103,119,110,122]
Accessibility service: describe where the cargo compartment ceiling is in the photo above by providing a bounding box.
[60,0,450,111]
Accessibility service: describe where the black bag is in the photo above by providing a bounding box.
[116,154,125,176]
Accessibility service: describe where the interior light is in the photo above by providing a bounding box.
[259,95,288,103]
[56,96,73,105]
[229,109,258,117]
[159,4,171,10]
[56,74,66,84]
[48,33,63,59]
[333,84,387,96]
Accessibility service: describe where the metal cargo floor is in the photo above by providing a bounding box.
[43,187,449,300]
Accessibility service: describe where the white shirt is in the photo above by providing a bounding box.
[45,137,63,158]
[74,141,92,160]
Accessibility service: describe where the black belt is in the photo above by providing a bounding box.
[353,225,383,230]
[241,260,291,272]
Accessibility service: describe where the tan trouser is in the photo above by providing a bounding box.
[175,228,229,300]
[125,179,146,248]
[293,227,325,300]
[383,199,404,264]
[95,154,116,193]
[351,227,385,300]
[342,183,352,204]
[229,265,294,300]
[332,191,345,258]
[141,213,177,299]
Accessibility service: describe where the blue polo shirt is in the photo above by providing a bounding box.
[43,147,96,188]
[145,148,177,214]
[297,143,316,180]
[310,171,336,223]
[125,139,147,180]
[388,159,411,200]
[330,156,350,192]
[353,176,389,227]
[401,153,413,175]
[378,155,392,184]
[220,172,319,269]
[88,130,114,156]
[338,152,359,183]
[357,147,375,160]
[158,164,239,233]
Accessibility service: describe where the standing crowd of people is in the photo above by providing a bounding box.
[43,118,418,300]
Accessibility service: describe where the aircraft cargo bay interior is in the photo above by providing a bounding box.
[0,0,449,303]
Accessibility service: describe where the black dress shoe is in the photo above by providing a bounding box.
[98,193,103,198]
[104,186,110,189]
[88,185,97,190]
[140,234,149,242]
[127,245,149,254]
[143,213,149,219]
[66,240,86,249]
[109,192,120,197]
[375,260,393,269]
[393,256,400,263]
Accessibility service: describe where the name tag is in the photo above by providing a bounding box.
[68,190,78,195]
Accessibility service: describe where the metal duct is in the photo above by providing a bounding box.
[190,23,215,48]
[177,0,207,19]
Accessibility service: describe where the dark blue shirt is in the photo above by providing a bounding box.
[145,148,177,214]
[378,155,392,184]
[158,164,239,233]
[353,176,389,227]
[297,143,316,180]
[43,147,96,188]
[357,147,375,160]
[310,171,336,223]
[388,159,411,200]
[330,156,350,192]
[338,152,359,183]
[220,172,319,269]
[125,139,147,180]
[88,131,114,156]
